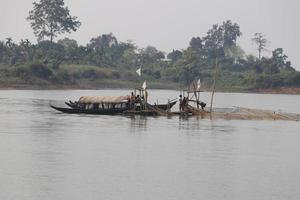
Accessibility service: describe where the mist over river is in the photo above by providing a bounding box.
[1,90,300,200]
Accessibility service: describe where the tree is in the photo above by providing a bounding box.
[167,50,183,63]
[203,20,242,112]
[139,46,165,64]
[252,33,268,60]
[222,20,242,48]
[0,41,5,63]
[203,20,242,60]
[35,41,65,69]
[88,33,118,50]
[58,38,79,61]
[190,37,203,53]
[178,48,198,85]
[121,48,138,68]
[27,0,81,42]
[271,48,294,72]
[19,39,34,62]
[5,38,14,47]
[20,39,31,48]
[87,34,137,67]
[4,38,19,65]
[225,45,245,60]
[203,24,225,59]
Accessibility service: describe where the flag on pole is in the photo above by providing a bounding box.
[136,68,141,76]
[197,79,201,90]
[142,81,147,90]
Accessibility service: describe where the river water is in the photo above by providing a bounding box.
[0,90,300,200]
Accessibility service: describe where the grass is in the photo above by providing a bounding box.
[1,63,299,93]
[0,63,177,89]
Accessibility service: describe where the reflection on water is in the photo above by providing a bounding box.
[1,90,300,200]
[129,115,148,131]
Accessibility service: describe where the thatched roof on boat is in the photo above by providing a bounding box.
[78,96,129,104]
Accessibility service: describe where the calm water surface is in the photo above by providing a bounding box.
[0,90,300,200]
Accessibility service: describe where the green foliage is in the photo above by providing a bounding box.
[167,50,182,63]
[0,19,299,90]
[8,63,53,82]
[29,63,53,79]
[86,33,139,68]
[58,38,78,60]
[252,33,268,59]
[253,72,300,88]
[139,46,165,64]
[203,20,242,60]
[34,41,65,69]
[120,48,138,69]
[27,0,81,42]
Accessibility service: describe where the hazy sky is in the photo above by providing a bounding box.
[0,0,299,69]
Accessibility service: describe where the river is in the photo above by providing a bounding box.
[0,90,300,200]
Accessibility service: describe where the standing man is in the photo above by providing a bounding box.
[179,95,183,112]
[130,92,136,106]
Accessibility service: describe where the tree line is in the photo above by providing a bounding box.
[0,0,299,89]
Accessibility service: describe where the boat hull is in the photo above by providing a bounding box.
[154,101,177,110]
[51,105,130,115]
[65,100,177,111]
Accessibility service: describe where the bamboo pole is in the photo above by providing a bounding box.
[210,56,218,113]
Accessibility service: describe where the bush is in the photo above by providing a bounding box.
[79,69,107,80]
[291,73,300,86]
[9,63,53,80]
[123,71,139,82]
[13,65,28,77]
[110,71,121,79]
[153,71,161,79]
[29,63,53,79]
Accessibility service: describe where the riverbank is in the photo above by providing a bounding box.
[1,82,300,95]
[0,80,179,90]
[255,87,300,95]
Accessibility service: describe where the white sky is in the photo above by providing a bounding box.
[0,0,299,69]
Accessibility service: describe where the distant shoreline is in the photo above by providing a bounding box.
[1,83,300,95]
[253,87,300,95]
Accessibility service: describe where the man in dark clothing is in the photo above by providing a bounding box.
[179,95,183,112]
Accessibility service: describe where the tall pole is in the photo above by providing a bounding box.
[194,84,199,109]
[210,55,218,113]
[144,88,147,110]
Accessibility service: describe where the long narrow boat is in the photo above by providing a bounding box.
[65,100,177,111]
[152,101,177,111]
[51,105,131,115]
[65,101,77,108]
[51,95,133,115]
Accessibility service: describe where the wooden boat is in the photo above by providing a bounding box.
[137,101,177,111]
[65,100,77,108]
[51,95,133,115]
[152,101,177,111]
[51,105,131,115]
[65,100,177,111]
[53,90,178,116]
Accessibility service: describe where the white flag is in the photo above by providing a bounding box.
[142,81,147,90]
[197,79,201,90]
[136,68,141,76]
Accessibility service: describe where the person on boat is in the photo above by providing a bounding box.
[140,93,146,110]
[182,96,188,111]
[130,92,136,106]
[179,95,183,112]
[197,101,206,110]
[135,95,142,110]
[144,90,148,104]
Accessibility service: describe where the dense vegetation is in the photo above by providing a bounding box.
[0,0,299,91]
